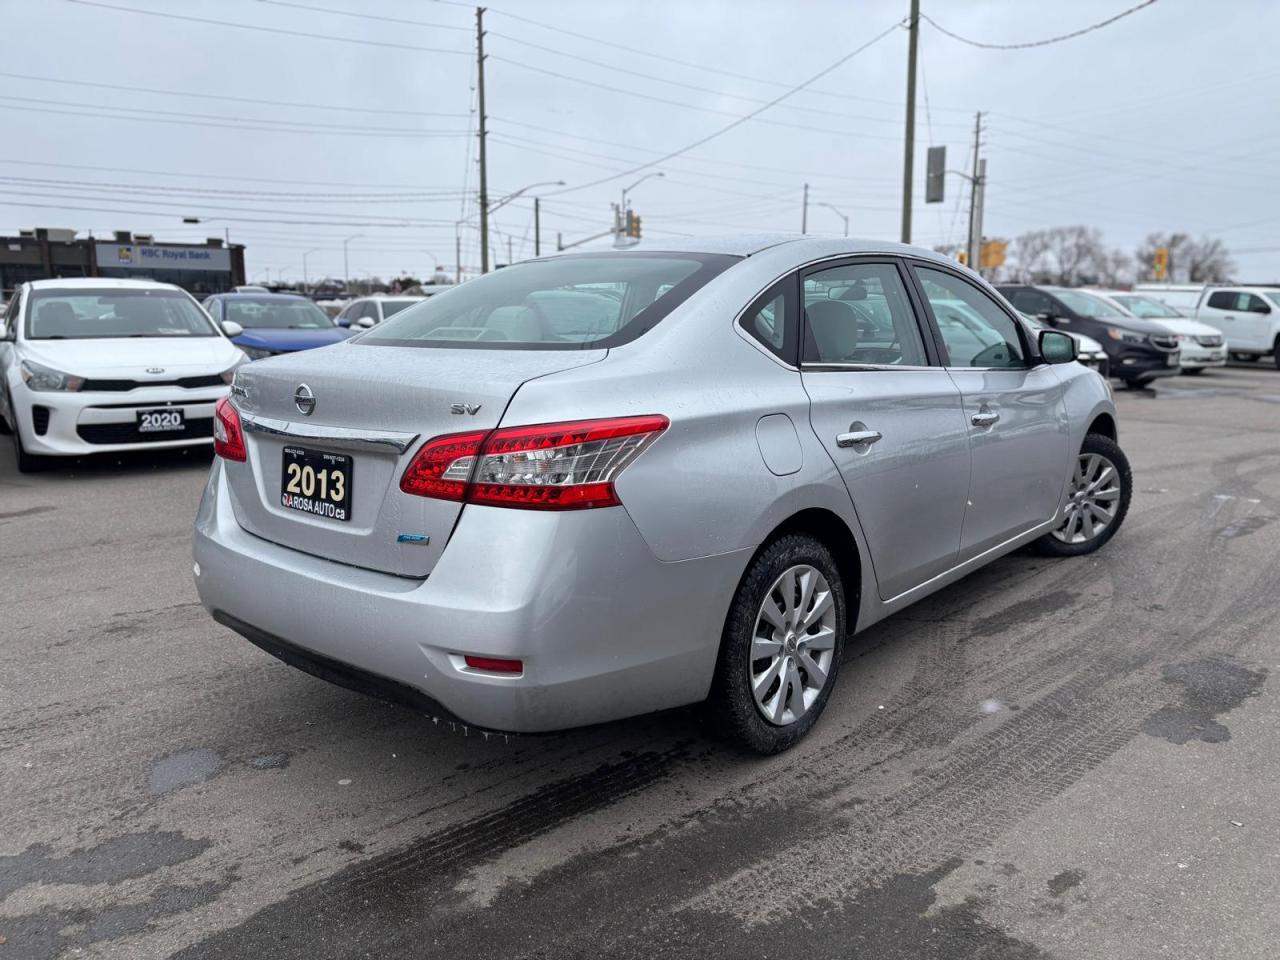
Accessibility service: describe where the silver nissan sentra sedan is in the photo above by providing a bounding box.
[194,235,1130,753]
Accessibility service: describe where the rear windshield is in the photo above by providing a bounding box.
[360,252,740,350]
[225,298,333,330]
[26,288,217,339]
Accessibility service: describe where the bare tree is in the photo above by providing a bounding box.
[1096,248,1133,287]
[1183,235,1234,282]
[1012,229,1052,282]
[1044,225,1107,286]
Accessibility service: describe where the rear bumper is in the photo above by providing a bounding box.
[193,460,748,733]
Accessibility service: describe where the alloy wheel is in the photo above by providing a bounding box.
[749,564,837,726]
[1052,452,1122,544]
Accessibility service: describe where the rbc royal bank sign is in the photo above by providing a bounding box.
[95,242,231,273]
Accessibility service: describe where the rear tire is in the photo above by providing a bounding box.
[706,534,846,754]
[1032,433,1131,558]
[1272,337,1280,370]
[1231,352,1257,362]
[1181,367,1204,376]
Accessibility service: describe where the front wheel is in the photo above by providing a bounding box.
[1272,337,1280,371]
[707,534,846,754]
[1032,433,1132,558]
[1181,367,1205,376]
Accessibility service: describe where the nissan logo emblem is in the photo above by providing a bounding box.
[294,383,316,416]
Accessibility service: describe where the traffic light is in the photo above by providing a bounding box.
[625,211,642,239]
[1153,246,1169,280]
[980,240,1007,270]
[957,250,968,266]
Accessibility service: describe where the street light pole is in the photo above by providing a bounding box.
[342,235,362,293]
[819,202,849,237]
[620,171,664,219]
[302,248,319,292]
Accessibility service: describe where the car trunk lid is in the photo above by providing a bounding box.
[224,341,605,577]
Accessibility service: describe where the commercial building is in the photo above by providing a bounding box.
[0,228,246,296]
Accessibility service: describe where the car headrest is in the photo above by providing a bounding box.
[805,299,859,361]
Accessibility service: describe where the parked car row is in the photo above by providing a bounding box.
[996,283,1228,387]
[1134,282,1280,367]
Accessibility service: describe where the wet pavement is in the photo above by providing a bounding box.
[2,364,1278,959]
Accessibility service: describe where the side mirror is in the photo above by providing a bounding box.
[355,317,376,329]
[1039,329,1077,364]
[336,317,351,328]
[221,320,244,338]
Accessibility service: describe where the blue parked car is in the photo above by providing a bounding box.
[203,293,349,360]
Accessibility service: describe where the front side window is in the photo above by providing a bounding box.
[380,299,419,319]
[915,267,1026,368]
[1206,291,1235,310]
[802,262,927,365]
[25,288,218,339]
[361,252,738,349]
[224,297,333,330]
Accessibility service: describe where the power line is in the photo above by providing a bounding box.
[920,0,1159,51]
[0,158,468,191]
[254,0,468,31]
[489,55,909,143]
[545,18,906,197]
[488,31,971,130]
[0,70,470,119]
[63,0,471,54]
[0,94,469,136]
[0,196,461,228]
[484,5,972,113]
[0,175,472,203]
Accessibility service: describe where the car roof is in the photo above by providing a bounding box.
[26,277,184,292]
[543,233,963,264]
[210,292,311,300]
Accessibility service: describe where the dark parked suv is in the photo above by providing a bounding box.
[997,285,1180,388]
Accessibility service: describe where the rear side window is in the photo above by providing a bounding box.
[361,252,739,350]
[738,278,797,362]
[1010,289,1052,315]
[1206,291,1236,309]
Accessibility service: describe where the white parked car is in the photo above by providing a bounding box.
[0,278,245,472]
[1088,289,1227,374]
[334,295,428,329]
[1193,286,1280,366]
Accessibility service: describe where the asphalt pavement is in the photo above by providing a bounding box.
[2,364,1279,959]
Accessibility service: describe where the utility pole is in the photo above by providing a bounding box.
[507,235,513,265]
[801,182,809,234]
[970,158,987,276]
[966,112,985,273]
[534,197,541,257]
[476,6,490,274]
[900,0,920,244]
[455,234,462,283]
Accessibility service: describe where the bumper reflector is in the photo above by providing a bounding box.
[464,655,524,674]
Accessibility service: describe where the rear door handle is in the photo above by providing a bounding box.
[836,429,882,447]
[972,411,1000,427]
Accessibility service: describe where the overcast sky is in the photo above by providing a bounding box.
[1,0,1276,283]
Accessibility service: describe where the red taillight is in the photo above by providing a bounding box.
[399,415,668,510]
[213,396,246,462]
[399,430,486,500]
[464,655,523,674]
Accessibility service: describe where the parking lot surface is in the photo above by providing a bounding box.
[3,365,1279,960]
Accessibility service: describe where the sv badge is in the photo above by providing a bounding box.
[450,403,482,415]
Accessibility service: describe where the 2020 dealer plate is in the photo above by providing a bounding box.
[280,446,352,522]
